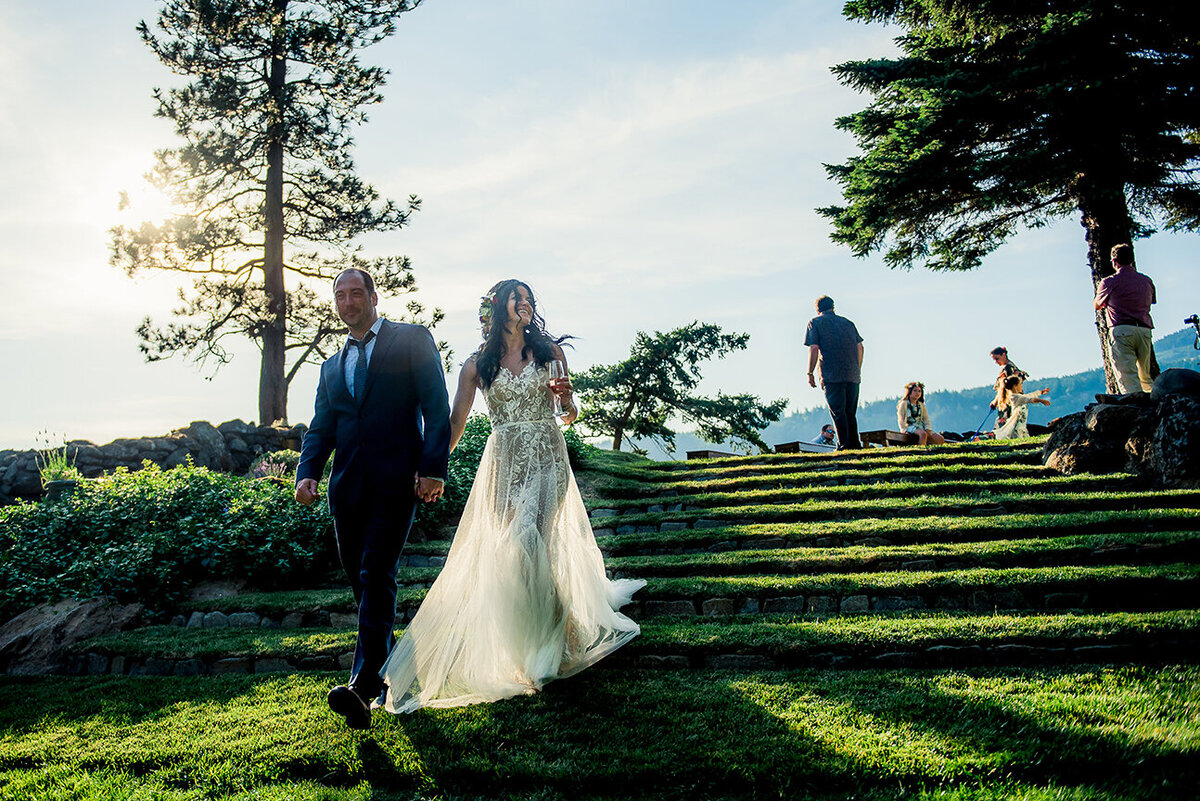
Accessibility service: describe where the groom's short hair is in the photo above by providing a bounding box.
[816,295,834,313]
[334,268,375,294]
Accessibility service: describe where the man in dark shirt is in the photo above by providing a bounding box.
[1094,243,1156,393]
[805,295,864,449]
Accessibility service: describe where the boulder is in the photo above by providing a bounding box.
[1150,368,1200,401]
[180,421,232,471]
[0,598,143,675]
[1045,376,1200,488]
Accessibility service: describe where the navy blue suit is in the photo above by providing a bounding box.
[297,319,450,699]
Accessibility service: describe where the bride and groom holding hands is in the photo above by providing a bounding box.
[294,269,642,729]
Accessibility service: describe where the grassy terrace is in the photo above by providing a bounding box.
[3,436,1198,799]
[69,610,1200,665]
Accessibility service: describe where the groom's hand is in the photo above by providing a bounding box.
[295,478,320,506]
[415,476,444,503]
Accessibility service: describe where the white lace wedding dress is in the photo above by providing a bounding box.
[380,361,645,713]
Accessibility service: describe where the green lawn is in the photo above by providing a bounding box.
[1,666,1196,800]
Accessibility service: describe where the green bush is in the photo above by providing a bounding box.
[247,449,302,478]
[0,462,334,619]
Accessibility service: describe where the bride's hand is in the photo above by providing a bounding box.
[548,377,572,399]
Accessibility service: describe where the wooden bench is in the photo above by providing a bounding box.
[774,440,836,454]
[685,449,737,460]
[858,430,919,447]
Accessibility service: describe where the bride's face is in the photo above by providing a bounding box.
[506,285,534,329]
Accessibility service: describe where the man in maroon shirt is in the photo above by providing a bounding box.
[1093,243,1157,393]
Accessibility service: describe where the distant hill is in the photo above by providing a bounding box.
[632,327,1199,460]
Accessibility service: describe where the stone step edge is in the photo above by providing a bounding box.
[158,582,1194,631]
[57,637,1197,677]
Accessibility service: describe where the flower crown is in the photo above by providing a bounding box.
[478,292,497,326]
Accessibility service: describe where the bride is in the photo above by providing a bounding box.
[379,279,644,713]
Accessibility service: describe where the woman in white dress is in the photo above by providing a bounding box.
[379,280,644,713]
[993,374,1051,440]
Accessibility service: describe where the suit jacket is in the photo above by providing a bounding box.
[297,319,451,516]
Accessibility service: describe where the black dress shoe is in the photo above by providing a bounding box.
[327,685,371,730]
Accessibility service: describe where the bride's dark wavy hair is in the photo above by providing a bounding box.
[475,279,572,390]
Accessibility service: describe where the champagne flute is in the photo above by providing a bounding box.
[548,360,567,418]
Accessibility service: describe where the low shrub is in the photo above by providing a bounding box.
[0,462,334,619]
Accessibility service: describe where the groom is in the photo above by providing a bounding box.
[295,268,450,729]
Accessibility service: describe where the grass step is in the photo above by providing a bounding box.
[153,562,1198,636]
[594,508,1200,556]
[64,610,1200,675]
[590,489,1200,532]
[3,663,1196,800]
[587,473,1130,516]
[404,507,1200,560]
[606,530,1200,579]
[588,452,1049,496]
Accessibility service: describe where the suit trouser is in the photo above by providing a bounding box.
[824,381,861,449]
[1110,324,1154,394]
[333,488,417,700]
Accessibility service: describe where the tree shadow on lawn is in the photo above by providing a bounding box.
[1,668,1195,800]
[384,667,1200,800]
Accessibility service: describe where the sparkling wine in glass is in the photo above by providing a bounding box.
[548,360,567,418]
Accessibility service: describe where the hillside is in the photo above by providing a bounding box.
[646,327,1200,458]
[3,439,1196,799]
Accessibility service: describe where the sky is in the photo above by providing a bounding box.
[1,0,1196,451]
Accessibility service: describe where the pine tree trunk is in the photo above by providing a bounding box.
[259,0,289,426]
[1077,183,1134,394]
[611,392,638,451]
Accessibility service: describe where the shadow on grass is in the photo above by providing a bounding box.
[1,667,1197,800]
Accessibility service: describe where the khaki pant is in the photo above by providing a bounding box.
[1110,324,1153,393]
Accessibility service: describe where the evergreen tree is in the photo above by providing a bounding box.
[821,0,1200,391]
[573,322,787,453]
[111,0,438,424]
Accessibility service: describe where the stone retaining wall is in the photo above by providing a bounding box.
[0,419,307,504]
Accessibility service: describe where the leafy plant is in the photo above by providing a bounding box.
[33,431,82,487]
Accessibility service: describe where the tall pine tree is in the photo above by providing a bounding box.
[822,0,1200,391]
[111,0,437,424]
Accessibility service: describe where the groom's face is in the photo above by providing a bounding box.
[333,273,378,329]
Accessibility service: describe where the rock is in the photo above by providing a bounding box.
[701,598,737,616]
[644,600,697,616]
[591,509,618,518]
[228,612,261,628]
[259,617,281,629]
[210,658,251,675]
[174,659,207,677]
[925,645,985,665]
[1141,395,1200,487]
[0,598,143,675]
[180,421,232,470]
[736,598,761,614]
[144,657,175,676]
[338,651,356,669]
[762,596,806,614]
[170,615,186,627]
[217,419,254,435]
[874,596,926,612]
[660,522,689,531]
[203,611,230,628]
[254,657,291,673]
[807,595,838,614]
[85,653,109,675]
[840,595,869,613]
[186,611,205,628]
[280,613,305,629]
[695,519,725,529]
[330,613,358,628]
[298,656,338,670]
[901,559,937,572]
[428,556,446,567]
[1150,368,1200,400]
[704,654,776,670]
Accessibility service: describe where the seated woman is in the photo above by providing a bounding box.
[993,374,1051,439]
[897,382,945,445]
